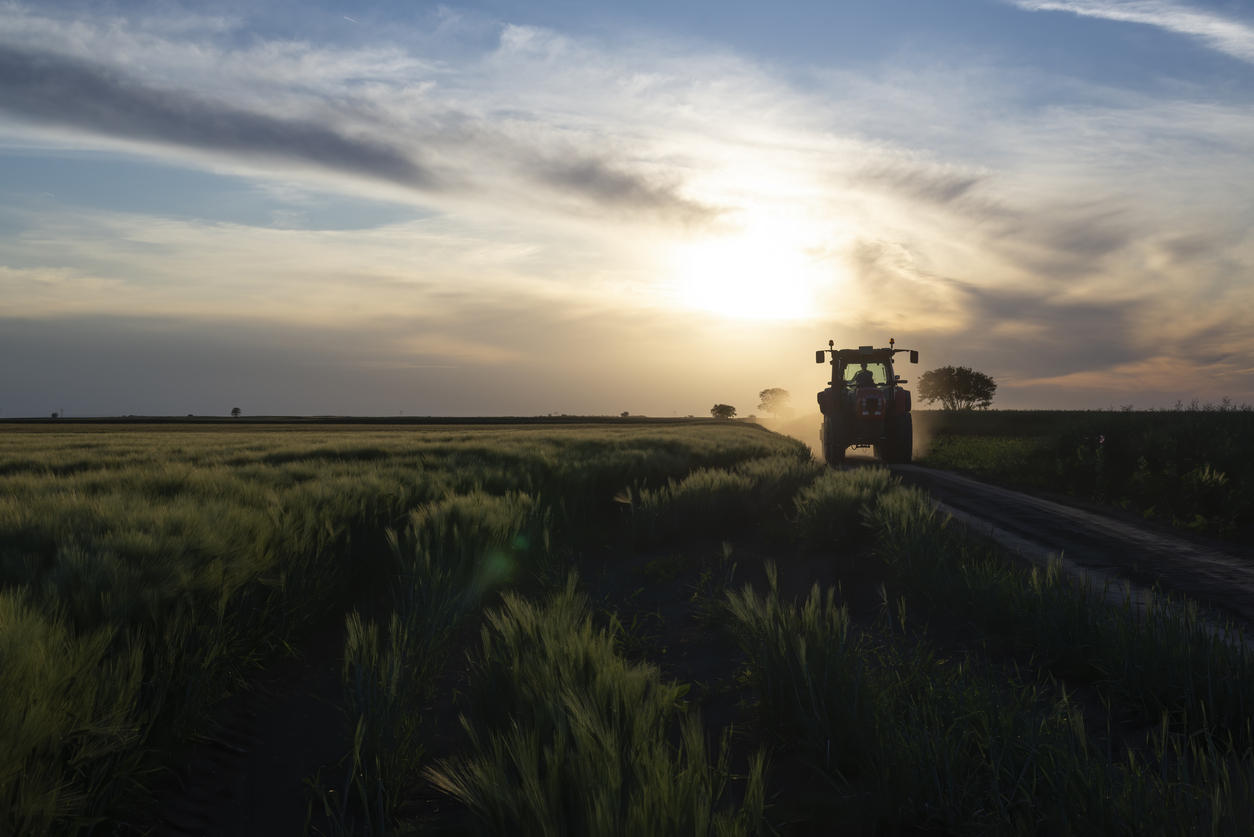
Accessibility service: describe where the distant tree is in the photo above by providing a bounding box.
[917,366,997,410]
[231,407,242,418]
[51,412,58,419]
[621,411,629,417]
[757,388,793,418]
[710,404,736,419]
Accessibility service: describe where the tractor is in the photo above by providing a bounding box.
[815,338,918,466]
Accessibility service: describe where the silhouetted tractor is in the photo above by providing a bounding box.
[815,339,919,466]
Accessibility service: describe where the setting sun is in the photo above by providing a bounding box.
[670,216,827,320]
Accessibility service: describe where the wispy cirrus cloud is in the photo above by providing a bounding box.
[0,44,440,188]
[0,10,722,225]
[1010,0,1254,64]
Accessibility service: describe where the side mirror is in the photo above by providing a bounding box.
[816,350,826,364]
[910,351,919,364]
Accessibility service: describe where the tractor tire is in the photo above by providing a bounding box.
[885,414,913,464]
[821,417,846,467]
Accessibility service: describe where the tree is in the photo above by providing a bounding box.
[231,407,242,418]
[757,388,793,418]
[917,366,997,410]
[710,404,736,419]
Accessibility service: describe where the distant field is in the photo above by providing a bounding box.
[915,408,1254,540]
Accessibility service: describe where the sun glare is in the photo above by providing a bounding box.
[669,217,826,320]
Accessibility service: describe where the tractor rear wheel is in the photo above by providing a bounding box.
[821,417,846,467]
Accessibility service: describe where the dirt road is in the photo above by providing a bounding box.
[886,463,1254,629]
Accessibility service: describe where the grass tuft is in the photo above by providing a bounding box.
[727,562,1254,834]
[791,467,898,550]
[427,577,766,836]
[864,483,1254,748]
[626,455,824,543]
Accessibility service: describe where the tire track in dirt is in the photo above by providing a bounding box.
[887,463,1254,631]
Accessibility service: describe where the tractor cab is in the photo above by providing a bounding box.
[814,340,918,466]
[844,361,889,388]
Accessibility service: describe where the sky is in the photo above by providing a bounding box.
[1,0,1252,418]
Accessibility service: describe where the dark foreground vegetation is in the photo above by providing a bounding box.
[917,406,1254,540]
[2,423,1253,835]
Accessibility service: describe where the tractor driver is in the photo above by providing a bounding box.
[852,365,876,387]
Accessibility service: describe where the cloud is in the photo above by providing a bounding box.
[0,44,438,188]
[1012,355,1254,396]
[969,288,1144,371]
[1,4,1253,410]
[852,159,988,207]
[1010,0,1254,64]
[841,238,972,334]
[530,154,720,225]
[0,11,723,225]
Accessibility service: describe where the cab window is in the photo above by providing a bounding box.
[842,362,889,386]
